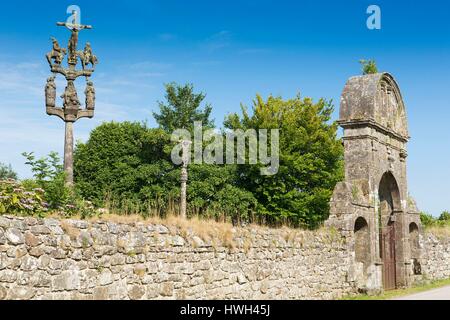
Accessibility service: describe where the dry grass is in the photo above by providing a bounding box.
[163,215,235,248]
[86,213,146,224]
[73,213,236,248]
[243,238,253,253]
[425,225,450,239]
[36,211,324,249]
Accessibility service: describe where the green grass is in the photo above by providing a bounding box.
[341,278,450,300]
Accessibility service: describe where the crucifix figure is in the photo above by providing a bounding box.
[45,10,98,187]
[56,18,92,67]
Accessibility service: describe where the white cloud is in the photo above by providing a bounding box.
[158,33,177,41]
[202,30,232,53]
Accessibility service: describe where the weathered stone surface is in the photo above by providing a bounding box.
[53,270,80,291]
[0,214,447,300]
[128,285,145,300]
[192,236,205,248]
[0,285,6,299]
[133,264,146,277]
[98,270,113,286]
[24,232,41,247]
[0,217,10,228]
[155,225,169,234]
[21,256,38,271]
[5,228,24,245]
[7,286,35,300]
[44,219,64,235]
[159,282,174,297]
[0,228,6,245]
[50,248,67,259]
[172,235,185,247]
[30,225,51,235]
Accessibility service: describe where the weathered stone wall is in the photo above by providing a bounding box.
[1,215,450,300]
[419,233,450,282]
[0,215,357,300]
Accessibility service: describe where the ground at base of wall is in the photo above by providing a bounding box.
[341,278,450,300]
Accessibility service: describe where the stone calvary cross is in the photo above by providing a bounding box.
[45,11,98,186]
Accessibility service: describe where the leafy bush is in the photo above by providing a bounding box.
[420,212,436,227]
[22,151,69,209]
[74,122,175,208]
[74,122,253,222]
[212,184,257,224]
[0,163,17,180]
[19,151,97,219]
[0,179,48,216]
[59,195,96,219]
[359,59,378,75]
[439,211,450,222]
[421,211,450,228]
[225,94,344,228]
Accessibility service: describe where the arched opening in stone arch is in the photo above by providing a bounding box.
[354,217,370,268]
[409,222,421,275]
[378,171,401,290]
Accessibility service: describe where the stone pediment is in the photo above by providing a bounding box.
[339,73,409,140]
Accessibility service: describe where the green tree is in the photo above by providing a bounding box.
[22,151,69,209]
[151,82,257,222]
[359,59,378,75]
[225,94,344,228]
[74,121,175,211]
[0,162,17,180]
[73,120,256,222]
[153,82,214,132]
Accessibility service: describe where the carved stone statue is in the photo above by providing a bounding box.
[78,42,98,70]
[65,24,91,66]
[85,81,95,110]
[67,28,79,65]
[45,76,56,108]
[61,81,80,109]
[46,37,66,66]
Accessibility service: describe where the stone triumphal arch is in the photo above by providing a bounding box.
[326,72,422,292]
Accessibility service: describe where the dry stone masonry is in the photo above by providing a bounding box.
[0,215,449,300]
[0,215,356,300]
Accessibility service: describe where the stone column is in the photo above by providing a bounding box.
[180,164,187,219]
[179,140,191,219]
[64,121,74,186]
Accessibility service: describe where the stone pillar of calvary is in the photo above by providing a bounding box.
[180,140,192,219]
[45,9,98,186]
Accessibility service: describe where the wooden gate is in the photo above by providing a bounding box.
[380,222,397,290]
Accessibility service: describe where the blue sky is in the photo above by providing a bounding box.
[0,0,449,215]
